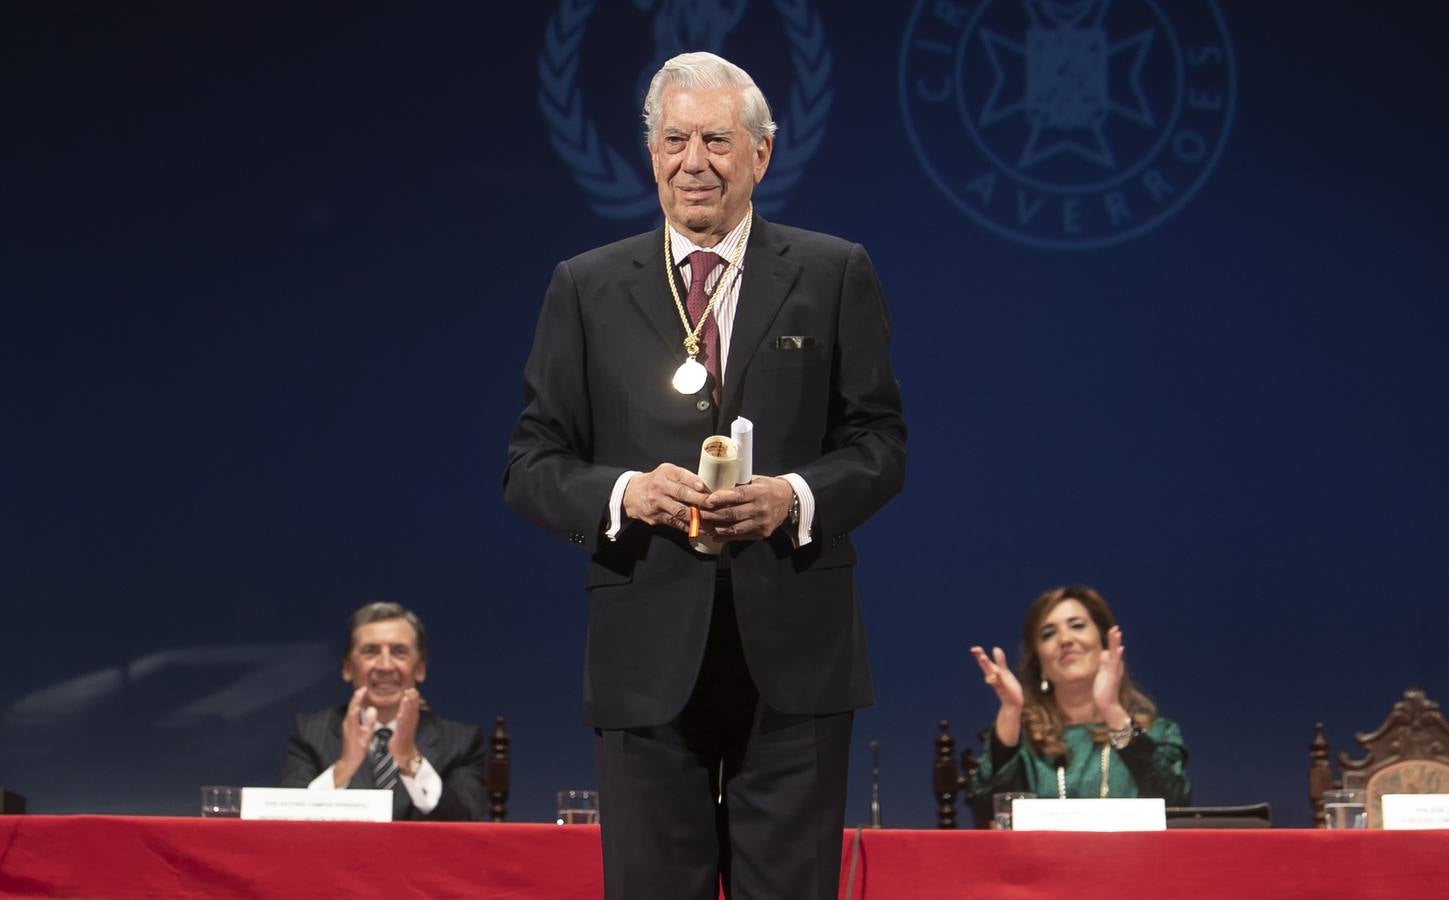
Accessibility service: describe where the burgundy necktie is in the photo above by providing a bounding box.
[685,250,724,400]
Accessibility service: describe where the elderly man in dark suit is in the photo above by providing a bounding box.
[278,601,487,822]
[505,51,906,899]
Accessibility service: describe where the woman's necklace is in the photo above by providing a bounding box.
[663,208,752,394]
[1056,744,1111,799]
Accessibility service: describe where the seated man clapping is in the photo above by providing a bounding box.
[279,601,487,821]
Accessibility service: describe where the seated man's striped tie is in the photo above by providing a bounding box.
[371,726,399,790]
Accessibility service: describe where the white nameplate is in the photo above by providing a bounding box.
[240,787,393,822]
[1381,794,1449,830]
[1011,798,1166,832]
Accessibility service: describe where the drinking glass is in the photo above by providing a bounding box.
[1322,788,1367,829]
[556,789,599,825]
[200,785,241,818]
[992,791,1036,830]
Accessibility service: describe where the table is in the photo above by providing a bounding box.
[2,816,1446,898]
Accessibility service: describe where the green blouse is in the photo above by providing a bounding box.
[967,716,1192,821]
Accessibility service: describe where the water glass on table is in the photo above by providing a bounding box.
[1322,788,1367,829]
[200,785,241,818]
[992,791,1035,830]
[556,789,599,825]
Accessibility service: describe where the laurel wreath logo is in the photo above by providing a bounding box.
[538,0,832,220]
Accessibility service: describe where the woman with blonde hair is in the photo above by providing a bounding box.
[968,585,1190,817]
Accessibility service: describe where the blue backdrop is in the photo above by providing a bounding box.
[5,1,1446,827]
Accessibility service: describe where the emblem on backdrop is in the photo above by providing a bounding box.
[539,0,832,220]
[900,0,1236,250]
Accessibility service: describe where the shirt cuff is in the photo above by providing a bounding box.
[605,471,642,541]
[779,473,814,547]
[400,757,441,815]
[308,766,338,790]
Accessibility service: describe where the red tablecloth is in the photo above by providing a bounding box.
[2,816,1446,899]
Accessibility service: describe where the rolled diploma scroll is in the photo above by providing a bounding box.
[731,417,753,485]
[691,434,740,555]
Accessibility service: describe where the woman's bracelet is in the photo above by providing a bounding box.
[1107,718,1142,750]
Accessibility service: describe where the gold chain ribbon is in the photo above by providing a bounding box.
[662,206,753,358]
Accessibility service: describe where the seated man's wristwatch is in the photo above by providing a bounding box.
[787,489,801,528]
[398,752,424,777]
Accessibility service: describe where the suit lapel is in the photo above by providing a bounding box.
[624,228,692,366]
[723,216,800,415]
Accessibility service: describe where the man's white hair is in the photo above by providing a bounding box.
[642,51,778,147]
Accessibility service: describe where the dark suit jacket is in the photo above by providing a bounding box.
[505,215,907,729]
[278,704,488,822]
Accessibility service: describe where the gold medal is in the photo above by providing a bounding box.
[672,357,709,394]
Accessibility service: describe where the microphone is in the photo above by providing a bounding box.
[846,742,882,900]
[869,740,882,829]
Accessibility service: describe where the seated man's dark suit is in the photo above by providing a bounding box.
[279,705,488,822]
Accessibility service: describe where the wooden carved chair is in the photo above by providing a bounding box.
[485,715,512,822]
[932,720,983,828]
[1309,688,1449,828]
